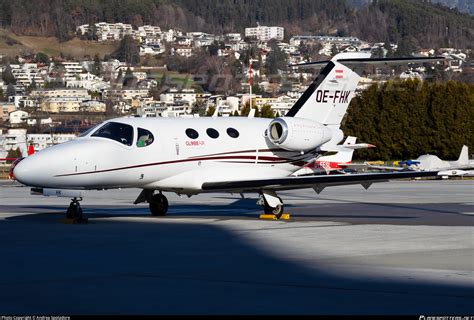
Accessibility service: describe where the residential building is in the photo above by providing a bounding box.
[0,102,15,121]
[9,110,29,124]
[80,100,106,112]
[66,73,110,91]
[39,97,83,113]
[103,89,150,102]
[160,88,197,104]
[225,33,242,42]
[138,25,162,38]
[9,63,45,87]
[31,89,91,99]
[26,117,53,126]
[138,100,194,118]
[0,129,76,154]
[61,61,86,83]
[245,25,284,41]
[139,45,165,56]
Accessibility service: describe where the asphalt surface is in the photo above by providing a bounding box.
[0,179,473,314]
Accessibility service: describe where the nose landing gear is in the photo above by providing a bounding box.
[63,197,88,224]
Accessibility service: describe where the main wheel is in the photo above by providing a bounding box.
[263,197,284,219]
[149,193,169,216]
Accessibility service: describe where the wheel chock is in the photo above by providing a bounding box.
[60,217,89,224]
[259,213,291,220]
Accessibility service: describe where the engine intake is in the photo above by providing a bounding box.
[267,117,332,152]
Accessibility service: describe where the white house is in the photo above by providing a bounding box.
[26,117,53,126]
[9,110,29,124]
[160,88,197,104]
[245,25,284,41]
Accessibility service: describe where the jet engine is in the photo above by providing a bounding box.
[267,117,332,152]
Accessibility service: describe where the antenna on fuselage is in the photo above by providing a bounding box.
[212,106,220,118]
[248,108,255,118]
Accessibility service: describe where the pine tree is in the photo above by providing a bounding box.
[2,65,16,85]
[6,83,15,97]
[92,54,103,76]
[113,35,140,65]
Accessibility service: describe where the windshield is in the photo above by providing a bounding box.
[91,122,134,146]
[78,123,101,137]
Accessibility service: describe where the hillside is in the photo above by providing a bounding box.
[0,29,118,59]
[351,0,474,48]
[429,0,474,15]
[0,0,472,49]
[348,0,474,15]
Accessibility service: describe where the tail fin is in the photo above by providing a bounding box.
[286,52,368,125]
[287,53,445,126]
[456,145,469,165]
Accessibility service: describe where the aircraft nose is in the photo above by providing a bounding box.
[13,156,36,186]
[13,152,55,187]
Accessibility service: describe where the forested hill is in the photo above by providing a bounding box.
[0,0,472,48]
[427,0,474,15]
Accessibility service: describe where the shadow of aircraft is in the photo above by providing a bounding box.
[0,205,472,314]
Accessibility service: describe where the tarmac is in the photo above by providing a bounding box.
[0,179,473,315]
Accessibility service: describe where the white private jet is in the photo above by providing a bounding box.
[368,145,473,177]
[292,136,375,176]
[12,52,443,220]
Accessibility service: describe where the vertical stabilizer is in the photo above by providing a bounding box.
[455,145,469,165]
[286,52,369,125]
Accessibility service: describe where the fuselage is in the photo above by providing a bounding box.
[13,117,315,193]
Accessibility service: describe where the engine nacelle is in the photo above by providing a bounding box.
[267,117,332,152]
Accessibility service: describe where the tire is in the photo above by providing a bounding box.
[263,197,284,218]
[66,202,83,220]
[149,193,169,216]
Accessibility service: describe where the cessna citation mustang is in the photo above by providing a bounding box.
[13,53,443,219]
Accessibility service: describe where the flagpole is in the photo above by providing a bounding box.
[249,61,253,111]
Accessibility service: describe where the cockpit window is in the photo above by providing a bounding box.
[91,122,134,146]
[78,123,101,137]
[137,128,154,148]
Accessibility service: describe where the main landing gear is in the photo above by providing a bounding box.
[134,189,169,216]
[258,190,285,219]
[149,192,169,216]
[64,197,88,223]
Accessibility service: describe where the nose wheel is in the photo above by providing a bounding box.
[64,197,88,223]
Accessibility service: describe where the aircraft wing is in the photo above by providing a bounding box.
[202,171,438,193]
[336,162,411,172]
[337,163,371,170]
[366,164,408,171]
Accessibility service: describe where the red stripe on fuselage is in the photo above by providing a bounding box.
[188,148,295,158]
[54,154,304,177]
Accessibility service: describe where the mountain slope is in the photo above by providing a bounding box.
[0,0,471,49]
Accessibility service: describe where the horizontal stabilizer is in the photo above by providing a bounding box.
[290,56,446,68]
[342,143,375,150]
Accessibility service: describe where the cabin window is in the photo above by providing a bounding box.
[226,127,239,138]
[206,128,219,139]
[137,128,154,148]
[186,128,199,139]
[91,122,134,146]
